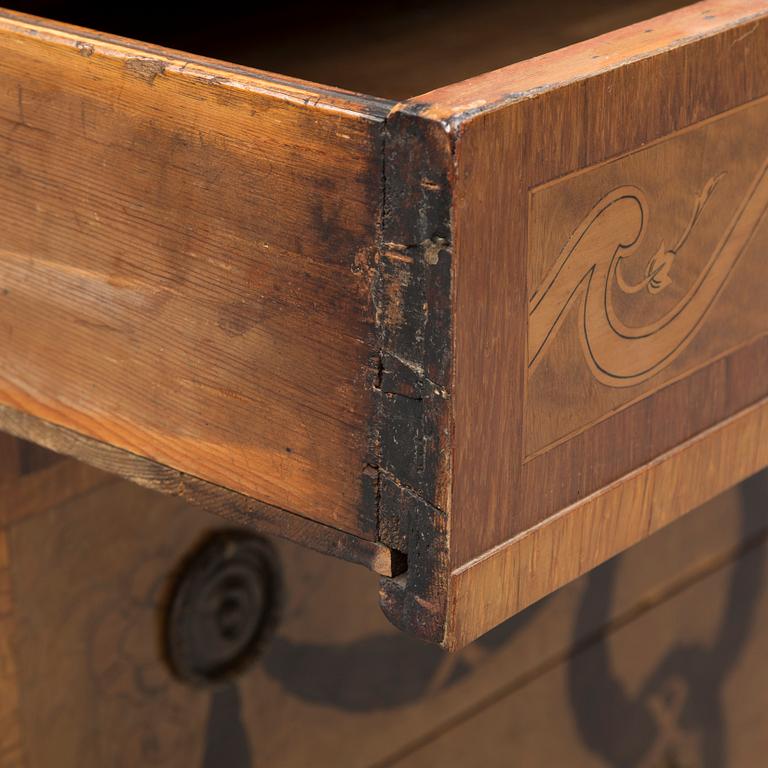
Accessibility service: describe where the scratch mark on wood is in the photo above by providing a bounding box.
[732,21,759,45]
[16,85,25,127]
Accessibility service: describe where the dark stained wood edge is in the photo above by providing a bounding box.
[373,104,455,644]
[406,0,768,125]
[0,7,394,120]
[0,405,404,578]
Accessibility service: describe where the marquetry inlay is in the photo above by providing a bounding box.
[525,99,768,458]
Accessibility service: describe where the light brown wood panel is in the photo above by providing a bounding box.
[0,10,388,539]
[0,459,110,527]
[1,463,764,767]
[520,337,768,534]
[0,435,108,526]
[1,468,111,534]
[526,98,768,455]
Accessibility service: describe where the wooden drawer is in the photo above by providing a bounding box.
[0,0,767,649]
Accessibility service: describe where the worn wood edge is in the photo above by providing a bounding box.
[0,405,403,578]
[0,7,394,120]
[406,0,768,125]
[373,106,456,644]
[444,396,768,650]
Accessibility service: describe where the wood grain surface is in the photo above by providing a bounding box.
[0,10,389,539]
[446,0,768,566]
[448,397,768,648]
[376,0,768,646]
[2,0,768,650]
[395,508,768,767]
[0,451,764,767]
[526,98,768,456]
[0,406,401,577]
[0,434,108,526]
[0,1,693,100]
[410,0,768,119]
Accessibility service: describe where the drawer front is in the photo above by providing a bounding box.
[445,0,768,561]
[379,0,768,647]
[0,12,387,539]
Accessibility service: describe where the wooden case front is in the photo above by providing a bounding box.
[435,0,768,646]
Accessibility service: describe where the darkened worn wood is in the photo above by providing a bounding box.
[0,529,24,768]
[0,405,402,577]
[0,9,390,541]
[0,433,20,483]
[375,108,454,642]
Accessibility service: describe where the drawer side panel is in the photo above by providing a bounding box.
[0,15,385,537]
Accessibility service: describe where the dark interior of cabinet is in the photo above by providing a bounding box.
[5,0,691,98]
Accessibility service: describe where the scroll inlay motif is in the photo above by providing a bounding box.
[525,100,768,458]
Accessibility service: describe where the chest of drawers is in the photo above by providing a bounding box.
[1,0,767,648]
